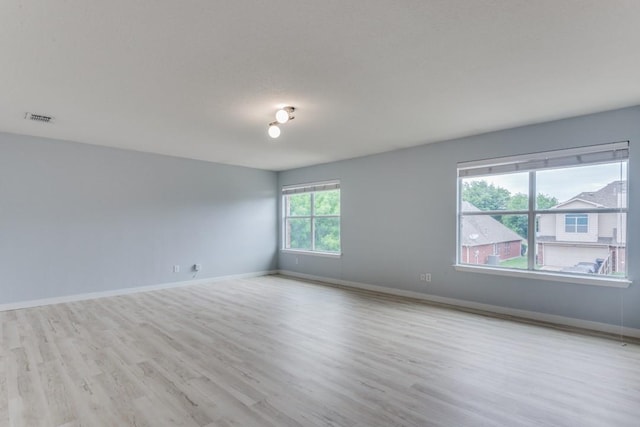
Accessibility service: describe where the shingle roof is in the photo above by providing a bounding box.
[460,201,524,246]
[561,180,626,208]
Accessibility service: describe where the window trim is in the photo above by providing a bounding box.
[456,142,630,286]
[281,180,341,256]
[453,264,631,288]
[281,249,342,258]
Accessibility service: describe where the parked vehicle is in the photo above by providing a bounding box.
[562,261,599,274]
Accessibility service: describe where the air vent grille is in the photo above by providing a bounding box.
[25,113,55,123]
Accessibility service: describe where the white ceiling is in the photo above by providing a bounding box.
[1,1,639,171]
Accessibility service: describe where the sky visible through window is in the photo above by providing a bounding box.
[464,162,627,203]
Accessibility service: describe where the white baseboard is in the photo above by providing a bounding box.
[278,270,640,339]
[0,270,278,312]
[5,268,638,340]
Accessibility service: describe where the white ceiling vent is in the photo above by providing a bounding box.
[25,112,55,124]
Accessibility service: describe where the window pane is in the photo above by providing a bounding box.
[285,218,311,250]
[536,213,627,277]
[536,162,627,210]
[314,190,340,215]
[461,172,529,212]
[286,193,311,216]
[314,217,340,253]
[460,214,527,269]
[564,214,589,233]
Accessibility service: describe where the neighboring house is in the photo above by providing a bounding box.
[460,201,523,265]
[537,181,627,274]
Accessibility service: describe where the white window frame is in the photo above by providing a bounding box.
[565,213,588,233]
[455,141,631,288]
[281,180,341,257]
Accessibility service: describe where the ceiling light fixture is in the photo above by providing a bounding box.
[268,106,295,139]
[268,122,281,139]
[275,106,295,124]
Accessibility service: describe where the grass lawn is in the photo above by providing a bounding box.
[499,256,528,269]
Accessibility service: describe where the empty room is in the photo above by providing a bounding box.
[1,1,639,426]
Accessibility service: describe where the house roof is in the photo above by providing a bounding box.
[559,180,627,209]
[460,201,524,246]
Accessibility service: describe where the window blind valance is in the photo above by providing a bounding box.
[458,141,629,178]
[282,180,340,195]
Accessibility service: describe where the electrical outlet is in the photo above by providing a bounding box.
[295,257,299,265]
[420,273,432,282]
[173,265,180,273]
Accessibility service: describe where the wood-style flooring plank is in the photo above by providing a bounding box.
[1,275,639,426]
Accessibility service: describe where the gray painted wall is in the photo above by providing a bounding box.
[278,106,640,329]
[2,107,638,329]
[0,132,278,304]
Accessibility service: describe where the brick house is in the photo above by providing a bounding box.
[460,201,523,265]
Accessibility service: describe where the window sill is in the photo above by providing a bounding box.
[453,264,631,288]
[281,249,342,259]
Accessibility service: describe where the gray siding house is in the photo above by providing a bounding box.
[537,181,627,274]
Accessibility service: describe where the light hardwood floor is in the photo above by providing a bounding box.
[1,275,639,427]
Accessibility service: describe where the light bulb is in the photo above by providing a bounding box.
[275,109,290,124]
[268,124,281,138]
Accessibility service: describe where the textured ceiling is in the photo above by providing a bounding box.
[1,1,639,170]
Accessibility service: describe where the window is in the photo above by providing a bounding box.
[565,214,588,233]
[282,181,341,254]
[457,141,629,282]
